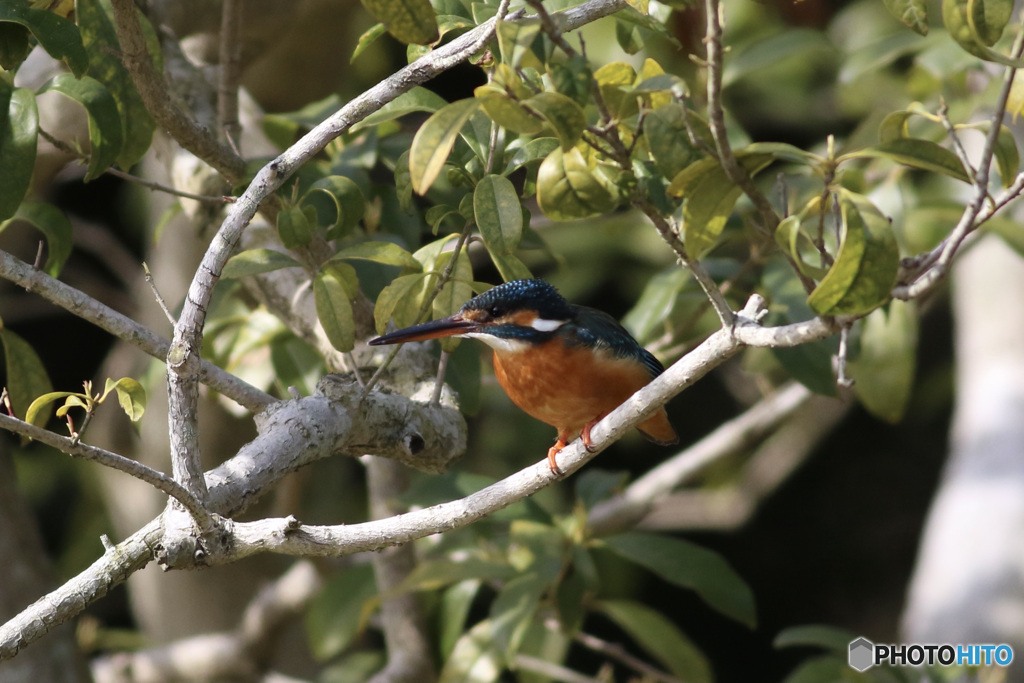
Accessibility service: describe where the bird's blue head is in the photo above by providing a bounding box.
[369,279,574,350]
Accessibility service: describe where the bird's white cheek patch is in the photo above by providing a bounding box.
[530,318,566,332]
[465,332,530,353]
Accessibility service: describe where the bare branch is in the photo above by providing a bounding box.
[108,0,247,180]
[217,0,244,151]
[893,28,1024,300]
[0,414,214,531]
[0,249,275,414]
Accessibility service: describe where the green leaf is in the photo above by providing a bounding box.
[596,600,711,683]
[966,0,1012,46]
[276,205,313,249]
[0,22,31,71]
[438,619,502,683]
[352,86,449,131]
[643,102,705,181]
[883,0,929,35]
[314,266,356,352]
[781,656,850,683]
[774,624,860,654]
[549,55,593,107]
[0,0,87,76]
[433,250,474,352]
[536,146,618,221]
[489,572,548,659]
[25,391,78,428]
[474,175,523,255]
[410,99,481,195]
[221,249,302,278]
[306,564,378,661]
[490,251,532,283]
[845,138,969,183]
[603,532,757,628]
[374,272,429,334]
[621,268,693,342]
[807,191,900,317]
[331,241,421,270]
[942,0,1022,66]
[503,138,560,175]
[302,175,367,238]
[103,377,146,422]
[1,328,53,421]
[359,0,439,45]
[38,74,123,182]
[77,0,157,169]
[476,87,545,136]
[0,86,38,223]
[270,335,323,397]
[351,22,386,62]
[593,61,638,120]
[0,202,73,277]
[400,558,516,593]
[849,300,917,423]
[495,17,542,68]
[440,581,481,661]
[526,92,585,151]
[669,152,774,257]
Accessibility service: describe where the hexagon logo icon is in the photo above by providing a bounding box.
[849,637,875,672]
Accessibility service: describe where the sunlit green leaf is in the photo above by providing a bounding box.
[103,376,146,422]
[604,532,756,628]
[644,102,705,180]
[359,0,439,45]
[440,581,481,661]
[0,0,87,76]
[433,250,473,352]
[669,152,774,257]
[221,249,301,278]
[849,300,917,423]
[476,87,545,136]
[474,175,523,255]
[596,600,711,683]
[1,328,53,421]
[526,91,585,151]
[0,202,73,277]
[351,86,449,131]
[503,138,560,175]
[438,619,502,683]
[331,241,421,270]
[536,146,618,221]
[495,17,542,68]
[25,391,77,428]
[351,22,386,62]
[845,138,969,183]
[489,250,532,282]
[374,272,429,334]
[0,86,38,223]
[807,191,900,317]
[302,175,367,238]
[410,99,481,195]
[314,266,355,352]
[489,572,548,659]
[941,0,1023,66]
[38,73,122,182]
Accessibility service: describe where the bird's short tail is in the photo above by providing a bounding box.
[638,409,678,446]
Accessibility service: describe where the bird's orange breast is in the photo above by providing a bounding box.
[490,340,676,445]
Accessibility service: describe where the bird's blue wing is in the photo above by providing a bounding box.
[565,305,665,379]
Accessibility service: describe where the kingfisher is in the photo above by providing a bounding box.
[368,279,678,474]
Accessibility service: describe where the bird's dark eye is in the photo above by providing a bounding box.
[488,304,505,319]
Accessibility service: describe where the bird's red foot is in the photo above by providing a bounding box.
[547,439,567,475]
[581,414,607,453]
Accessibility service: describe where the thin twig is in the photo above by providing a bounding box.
[38,129,232,203]
[218,0,244,152]
[32,241,44,270]
[703,0,778,232]
[938,98,978,185]
[836,324,853,388]
[893,25,1024,299]
[0,413,214,532]
[143,262,177,326]
[571,627,684,683]
[108,0,247,180]
[431,351,450,406]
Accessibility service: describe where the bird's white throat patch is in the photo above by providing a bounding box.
[464,332,530,353]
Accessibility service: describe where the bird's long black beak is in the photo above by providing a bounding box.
[368,315,478,345]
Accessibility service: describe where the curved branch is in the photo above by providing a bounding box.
[0,249,275,414]
[0,414,213,531]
